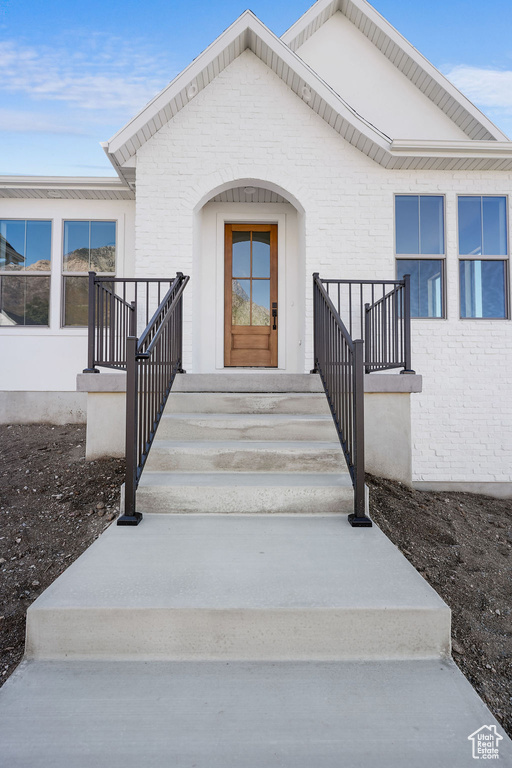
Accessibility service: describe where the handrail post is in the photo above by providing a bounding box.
[83,271,99,373]
[129,301,136,337]
[348,339,372,527]
[176,273,186,374]
[401,274,416,374]
[364,302,370,374]
[310,273,319,373]
[118,335,142,526]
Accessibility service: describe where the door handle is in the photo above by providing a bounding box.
[272,303,277,330]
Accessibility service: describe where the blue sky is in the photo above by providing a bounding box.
[1,0,512,176]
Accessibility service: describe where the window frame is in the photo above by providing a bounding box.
[61,219,117,328]
[394,194,447,320]
[0,218,53,328]
[457,195,509,321]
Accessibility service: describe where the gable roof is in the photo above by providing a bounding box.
[282,0,509,143]
[103,7,512,185]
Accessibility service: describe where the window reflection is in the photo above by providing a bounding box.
[460,260,506,318]
[397,259,443,318]
[232,279,251,325]
[0,275,50,326]
[458,197,507,256]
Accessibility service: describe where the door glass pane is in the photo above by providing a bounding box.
[25,221,52,270]
[482,197,507,255]
[232,231,250,277]
[395,196,419,254]
[63,221,89,271]
[90,221,116,272]
[459,260,506,318]
[252,280,270,326]
[252,231,271,277]
[458,197,482,255]
[0,220,25,270]
[232,279,251,325]
[420,197,444,254]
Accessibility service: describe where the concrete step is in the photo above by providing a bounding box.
[156,413,337,441]
[2,658,510,768]
[136,472,353,514]
[173,373,324,393]
[164,392,331,415]
[144,439,344,472]
[25,514,450,662]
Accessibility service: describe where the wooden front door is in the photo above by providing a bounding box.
[224,223,278,367]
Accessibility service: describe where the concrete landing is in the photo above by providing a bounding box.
[26,514,450,661]
[1,658,510,768]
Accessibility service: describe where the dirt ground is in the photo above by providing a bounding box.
[0,425,510,738]
[0,424,125,687]
[367,474,512,737]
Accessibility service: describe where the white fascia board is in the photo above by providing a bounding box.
[105,9,392,164]
[282,0,510,143]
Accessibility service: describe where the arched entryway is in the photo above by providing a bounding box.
[192,180,306,373]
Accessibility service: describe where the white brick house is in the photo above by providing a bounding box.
[1,0,512,496]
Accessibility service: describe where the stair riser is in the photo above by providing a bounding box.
[165,393,331,415]
[144,446,344,473]
[157,417,336,442]
[173,374,324,393]
[136,485,353,514]
[26,608,450,661]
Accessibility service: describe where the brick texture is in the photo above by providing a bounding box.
[134,50,512,484]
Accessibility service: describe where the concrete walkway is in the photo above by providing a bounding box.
[1,374,510,764]
[1,513,510,766]
[2,658,510,768]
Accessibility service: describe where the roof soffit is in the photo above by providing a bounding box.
[0,176,134,200]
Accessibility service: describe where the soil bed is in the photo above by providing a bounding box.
[367,474,511,737]
[0,424,124,685]
[0,425,510,738]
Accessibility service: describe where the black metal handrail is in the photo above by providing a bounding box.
[84,273,176,372]
[312,274,371,527]
[319,276,414,374]
[119,272,189,526]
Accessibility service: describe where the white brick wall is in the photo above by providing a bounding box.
[134,50,512,485]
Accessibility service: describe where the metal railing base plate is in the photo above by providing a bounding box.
[117,513,143,527]
[348,513,373,528]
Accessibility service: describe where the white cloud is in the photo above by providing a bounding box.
[0,109,88,134]
[0,34,178,114]
[444,65,512,112]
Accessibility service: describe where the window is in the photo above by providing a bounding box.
[0,220,52,326]
[395,195,445,318]
[62,221,116,326]
[458,196,508,319]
